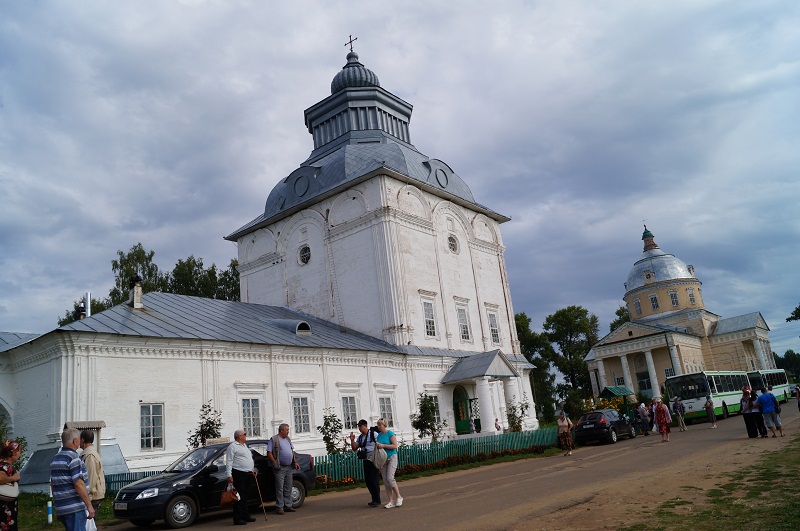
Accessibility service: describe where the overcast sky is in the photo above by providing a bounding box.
[2,1,799,354]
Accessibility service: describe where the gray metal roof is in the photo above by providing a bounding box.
[625,247,693,292]
[0,331,42,353]
[440,349,520,384]
[713,312,768,335]
[54,293,533,368]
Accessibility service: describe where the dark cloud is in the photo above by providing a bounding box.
[1,2,798,355]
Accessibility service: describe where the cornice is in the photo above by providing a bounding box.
[238,252,284,274]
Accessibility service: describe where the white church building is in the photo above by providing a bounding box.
[0,51,536,472]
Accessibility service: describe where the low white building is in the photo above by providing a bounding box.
[0,51,536,472]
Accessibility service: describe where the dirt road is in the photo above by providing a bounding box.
[107,400,799,530]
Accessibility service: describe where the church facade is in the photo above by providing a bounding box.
[585,227,773,399]
[0,52,536,472]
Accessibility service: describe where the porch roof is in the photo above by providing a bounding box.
[440,349,519,384]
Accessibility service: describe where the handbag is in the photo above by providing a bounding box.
[0,481,19,503]
[220,484,240,506]
[369,447,388,469]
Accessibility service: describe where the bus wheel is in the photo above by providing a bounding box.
[722,403,729,419]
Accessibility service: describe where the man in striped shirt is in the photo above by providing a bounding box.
[50,427,95,530]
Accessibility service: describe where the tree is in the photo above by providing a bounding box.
[776,349,800,381]
[787,304,800,322]
[316,408,347,454]
[505,394,530,432]
[186,401,223,449]
[542,305,599,399]
[410,392,447,442]
[515,312,557,423]
[609,305,630,332]
[58,243,239,326]
[0,415,28,471]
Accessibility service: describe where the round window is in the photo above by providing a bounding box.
[298,245,311,265]
[448,235,459,253]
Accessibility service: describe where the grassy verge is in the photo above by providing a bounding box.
[16,493,124,531]
[620,434,800,531]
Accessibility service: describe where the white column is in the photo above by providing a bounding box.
[475,377,497,435]
[590,367,600,397]
[666,337,682,376]
[503,378,520,412]
[619,354,634,391]
[644,350,659,399]
[596,359,607,391]
[753,339,767,370]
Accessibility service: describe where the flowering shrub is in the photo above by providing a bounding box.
[316,474,357,489]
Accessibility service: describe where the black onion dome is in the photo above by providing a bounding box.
[330,52,380,94]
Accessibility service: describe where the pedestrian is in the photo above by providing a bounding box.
[649,400,659,433]
[654,397,672,442]
[375,418,403,509]
[349,420,381,507]
[672,397,687,432]
[225,429,258,525]
[267,424,300,515]
[636,403,650,436]
[749,389,768,438]
[50,428,95,531]
[703,395,717,428]
[755,387,784,437]
[796,384,800,412]
[0,440,22,531]
[469,418,476,434]
[495,418,501,432]
[79,431,106,512]
[556,411,574,456]
[740,388,758,438]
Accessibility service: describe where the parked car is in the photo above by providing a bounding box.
[790,383,798,398]
[113,440,315,528]
[574,409,637,445]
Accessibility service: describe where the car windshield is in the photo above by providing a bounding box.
[165,447,219,472]
[665,374,709,400]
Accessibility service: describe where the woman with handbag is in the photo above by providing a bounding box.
[0,440,22,531]
[375,418,403,509]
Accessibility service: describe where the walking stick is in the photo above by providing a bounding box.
[252,471,269,522]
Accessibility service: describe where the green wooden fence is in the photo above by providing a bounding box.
[105,428,558,491]
[315,427,558,483]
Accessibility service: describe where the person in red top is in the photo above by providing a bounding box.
[0,440,22,531]
[654,397,672,442]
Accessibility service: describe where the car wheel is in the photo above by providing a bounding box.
[722,403,729,419]
[164,495,197,529]
[130,519,156,528]
[291,479,306,508]
[629,425,636,439]
[608,429,617,444]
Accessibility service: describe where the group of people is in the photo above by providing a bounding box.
[349,418,403,509]
[1,428,107,531]
[740,386,785,438]
[635,397,677,442]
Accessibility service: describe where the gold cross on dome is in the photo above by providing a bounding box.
[344,35,358,52]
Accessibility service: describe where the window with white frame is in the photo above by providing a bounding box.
[241,398,262,437]
[488,311,501,344]
[431,395,442,424]
[341,396,358,430]
[665,368,675,378]
[669,290,679,307]
[292,397,311,433]
[649,294,660,311]
[456,306,471,341]
[687,288,696,305]
[140,403,164,450]
[378,397,394,427]
[634,299,642,315]
[422,300,437,337]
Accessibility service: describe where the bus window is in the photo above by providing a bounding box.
[708,376,717,393]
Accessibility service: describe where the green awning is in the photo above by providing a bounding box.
[599,386,635,398]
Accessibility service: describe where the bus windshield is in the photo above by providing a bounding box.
[665,373,709,400]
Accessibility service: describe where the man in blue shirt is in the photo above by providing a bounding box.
[50,428,94,530]
[267,424,300,515]
[755,386,785,437]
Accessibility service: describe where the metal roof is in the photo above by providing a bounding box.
[713,312,768,335]
[56,293,533,368]
[440,349,520,384]
[0,332,42,353]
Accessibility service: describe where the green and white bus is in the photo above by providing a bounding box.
[664,371,750,422]
[747,369,790,402]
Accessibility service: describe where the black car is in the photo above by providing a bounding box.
[113,440,316,528]
[574,409,637,445]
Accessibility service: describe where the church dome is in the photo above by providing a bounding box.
[624,228,694,292]
[331,52,380,94]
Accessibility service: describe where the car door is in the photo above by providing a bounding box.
[248,442,276,503]
[199,451,231,509]
[607,410,622,433]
